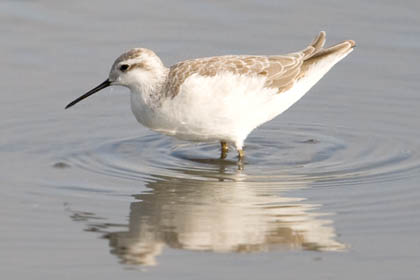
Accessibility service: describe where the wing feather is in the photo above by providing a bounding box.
[165,54,305,97]
[164,31,347,98]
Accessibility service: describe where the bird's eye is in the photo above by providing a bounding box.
[119,64,129,72]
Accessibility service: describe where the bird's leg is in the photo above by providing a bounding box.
[220,141,229,159]
[237,149,245,160]
[237,149,245,170]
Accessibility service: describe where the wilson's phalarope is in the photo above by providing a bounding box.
[66,31,355,161]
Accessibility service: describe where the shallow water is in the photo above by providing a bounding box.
[1,0,420,279]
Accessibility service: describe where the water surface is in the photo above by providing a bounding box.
[1,0,420,279]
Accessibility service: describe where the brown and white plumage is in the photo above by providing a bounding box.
[66,31,355,161]
[165,31,354,98]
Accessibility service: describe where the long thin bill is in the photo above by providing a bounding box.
[65,79,111,109]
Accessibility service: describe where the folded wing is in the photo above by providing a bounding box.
[165,31,354,97]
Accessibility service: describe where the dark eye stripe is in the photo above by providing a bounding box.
[119,64,129,71]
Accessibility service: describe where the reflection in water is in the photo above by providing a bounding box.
[71,167,345,266]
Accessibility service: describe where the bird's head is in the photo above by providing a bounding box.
[65,48,166,109]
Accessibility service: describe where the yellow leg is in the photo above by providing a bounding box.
[237,149,244,160]
[220,141,229,159]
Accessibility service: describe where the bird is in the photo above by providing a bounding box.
[65,31,355,161]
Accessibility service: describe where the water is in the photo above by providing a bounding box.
[1,0,420,279]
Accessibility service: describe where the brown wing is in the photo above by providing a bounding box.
[165,31,328,97]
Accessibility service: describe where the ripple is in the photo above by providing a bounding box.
[61,122,420,266]
[63,122,420,186]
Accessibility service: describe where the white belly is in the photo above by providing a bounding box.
[133,73,296,148]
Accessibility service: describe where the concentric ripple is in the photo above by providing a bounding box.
[63,122,420,186]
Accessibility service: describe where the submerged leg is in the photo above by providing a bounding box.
[220,141,229,159]
[235,139,245,170]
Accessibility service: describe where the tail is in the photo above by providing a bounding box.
[303,31,355,67]
[298,31,355,79]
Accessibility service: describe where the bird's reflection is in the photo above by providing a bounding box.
[71,165,345,266]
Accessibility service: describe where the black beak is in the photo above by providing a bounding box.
[65,79,111,109]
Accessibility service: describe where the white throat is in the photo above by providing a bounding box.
[128,66,169,108]
[128,65,169,129]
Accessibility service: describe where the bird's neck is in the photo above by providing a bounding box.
[129,66,170,130]
[129,66,169,108]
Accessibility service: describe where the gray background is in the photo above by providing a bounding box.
[1,0,420,279]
